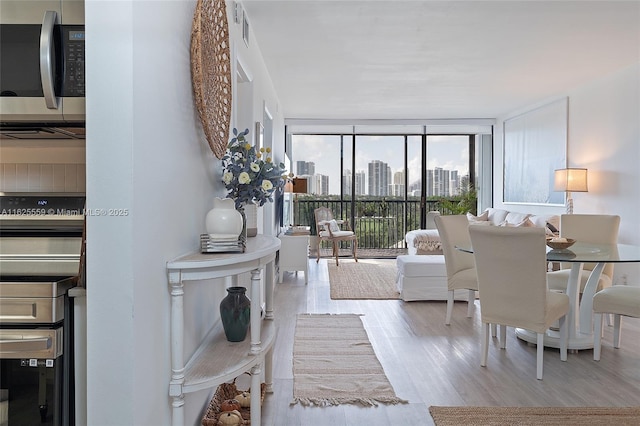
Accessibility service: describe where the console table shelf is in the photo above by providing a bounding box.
[166,235,280,426]
[182,321,276,394]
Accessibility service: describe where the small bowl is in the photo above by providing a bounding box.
[546,238,576,250]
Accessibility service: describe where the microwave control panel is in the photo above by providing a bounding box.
[61,25,85,97]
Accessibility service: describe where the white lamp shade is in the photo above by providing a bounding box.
[554,168,588,192]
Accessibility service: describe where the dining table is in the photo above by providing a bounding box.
[458,241,640,351]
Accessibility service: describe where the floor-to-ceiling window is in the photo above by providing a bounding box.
[289,129,484,256]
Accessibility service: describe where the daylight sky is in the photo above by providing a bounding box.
[291,134,470,194]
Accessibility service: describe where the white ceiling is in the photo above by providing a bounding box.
[241,1,640,121]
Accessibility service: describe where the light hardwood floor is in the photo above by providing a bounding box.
[261,259,640,425]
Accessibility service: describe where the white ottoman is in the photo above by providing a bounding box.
[396,255,467,302]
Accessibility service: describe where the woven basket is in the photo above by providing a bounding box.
[201,375,266,426]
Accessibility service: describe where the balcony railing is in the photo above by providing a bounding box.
[292,196,465,254]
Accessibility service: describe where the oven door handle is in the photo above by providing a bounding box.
[0,336,52,352]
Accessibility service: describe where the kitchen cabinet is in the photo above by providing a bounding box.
[166,235,280,426]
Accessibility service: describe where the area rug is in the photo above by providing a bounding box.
[328,259,399,300]
[428,406,640,425]
[291,313,407,407]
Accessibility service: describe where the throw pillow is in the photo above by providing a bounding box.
[467,210,489,223]
[504,211,531,225]
[499,218,535,227]
[324,219,340,233]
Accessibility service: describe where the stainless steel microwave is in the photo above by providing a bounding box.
[0,0,85,124]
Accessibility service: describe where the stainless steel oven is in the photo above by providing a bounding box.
[0,194,84,426]
[0,277,75,425]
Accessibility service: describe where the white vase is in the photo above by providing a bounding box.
[205,197,243,237]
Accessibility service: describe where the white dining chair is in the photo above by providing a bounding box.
[547,214,620,294]
[593,285,640,361]
[469,225,570,380]
[434,215,478,325]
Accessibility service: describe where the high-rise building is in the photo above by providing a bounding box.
[432,167,450,196]
[355,171,366,195]
[304,174,329,195]
[368,160,390,196]
[425,167,468,196]
[460,174,471,192]
[296,161,315,176]
[319,175,329,195]
[426,169,434,197]
[343,169,352,195]
[449,170,460,196]
[391,170,405,196]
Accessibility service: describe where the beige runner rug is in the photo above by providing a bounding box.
[328,259,399,300]
[429,406,640,425]
[292,313,407,407]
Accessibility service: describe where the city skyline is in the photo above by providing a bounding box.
[296,159,467,197]
[291,134,471,195]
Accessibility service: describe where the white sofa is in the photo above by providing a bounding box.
[405,208,560,255]
[396,255,470,301]
[398,208,560,301]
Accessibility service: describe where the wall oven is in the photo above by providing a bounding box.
[0,0,85,125]
[0,194,84,425]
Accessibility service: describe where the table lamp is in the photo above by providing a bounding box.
[554,168,588,214]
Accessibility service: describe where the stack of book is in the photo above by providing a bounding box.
[200,234,245,253]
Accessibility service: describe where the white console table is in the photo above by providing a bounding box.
[166,235,280,426]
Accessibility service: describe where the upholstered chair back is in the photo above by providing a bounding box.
[470,226,553,333]
[435,215,475,282]
[470,225,570,380]
[558,214,620,278]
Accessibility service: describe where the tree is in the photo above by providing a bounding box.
[438,187,477,215]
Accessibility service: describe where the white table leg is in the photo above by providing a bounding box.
[250,364,262,426]
[168,277,185,426]
[265,260,275,320]
[579,262,605,334]
[565,263,584,342]
[516,262,596,350]
[265,345,274,393]
[250,268,262,354]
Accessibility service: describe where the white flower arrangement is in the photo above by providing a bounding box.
[221,128,290,208]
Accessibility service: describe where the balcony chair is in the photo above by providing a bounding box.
[593,285,640,361]
[469,225,569,380]
[547,214,620,294]
[313,207,358,266]
[434,215,478,325]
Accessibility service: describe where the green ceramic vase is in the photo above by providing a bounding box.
[220,286,251,342]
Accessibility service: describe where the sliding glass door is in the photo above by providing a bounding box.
[290,132,478,255]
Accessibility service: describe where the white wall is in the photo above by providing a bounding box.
[85,1,283,425]
[494,62,640,285]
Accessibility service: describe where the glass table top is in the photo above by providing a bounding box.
[457,242,640,263]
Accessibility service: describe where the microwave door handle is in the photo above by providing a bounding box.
[40,10,59,109]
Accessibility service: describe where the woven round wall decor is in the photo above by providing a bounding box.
[190,0,232,159]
